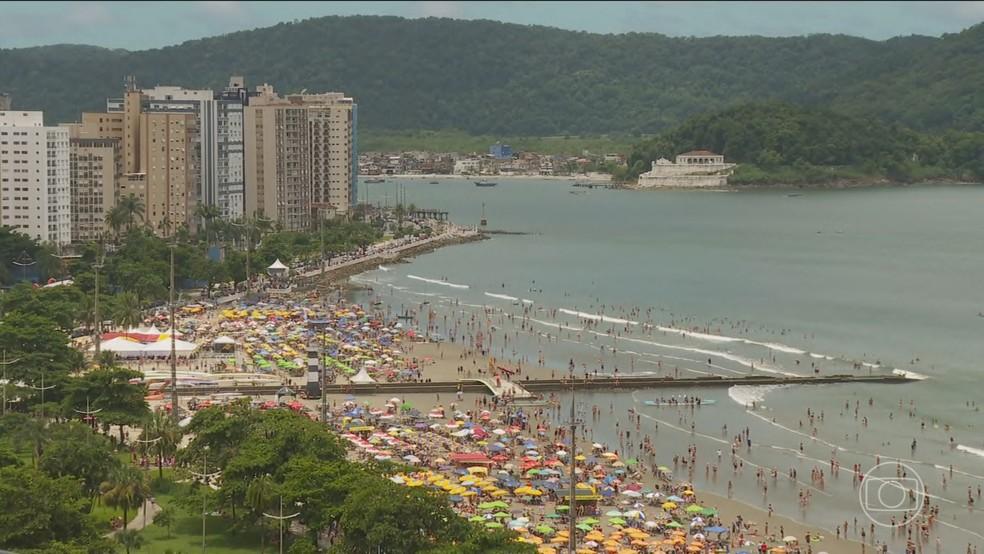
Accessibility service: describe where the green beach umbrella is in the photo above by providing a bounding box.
[581,517,600,526]
[605,510,624,517]
[491,500,510,509]
[478,502,497,510]
[665,521,683,528]
[469,515,486,522]
[701,507,718,516]
[608,517,626,526]
[624,458,638,466]
[685,504,704,513]
[544,513,563,519]
[485,521,503,528]
[492,511,511,519]
[576,523,594,532]
[555,505,570,512]
[535,524,555,535]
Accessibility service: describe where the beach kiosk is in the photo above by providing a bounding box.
[559,483,602,516]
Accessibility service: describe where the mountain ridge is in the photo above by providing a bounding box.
[1,15,981,134]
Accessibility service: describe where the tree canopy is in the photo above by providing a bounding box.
[624,102,984,184]
[2,17,983,136]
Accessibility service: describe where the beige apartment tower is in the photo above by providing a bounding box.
[244,84,355,231]
[67,134,120,243]
[72,79,201,238]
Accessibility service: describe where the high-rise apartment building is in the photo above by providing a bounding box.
[141,77,246,221]
[244,84,357,231]
[0,111,71,246]
[64,126,119,243]
[78,78,202,237]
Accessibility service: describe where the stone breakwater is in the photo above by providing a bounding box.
[294,230,488,289]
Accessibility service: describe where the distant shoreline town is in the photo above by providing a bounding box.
[359,142,628,179]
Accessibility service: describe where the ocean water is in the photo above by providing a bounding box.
[351,178,984,548]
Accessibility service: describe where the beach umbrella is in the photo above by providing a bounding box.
[661,501,677,510]
[605,510,624,517]
[622,490,642,498]
[608,517,626,526]
[485,521,504,528]
[665,521,683,528]
[667,495,684,502]
[581,517,599,526]
[535,524,556,535]
[685,504,704,513]
[469,515,485,522]
[700,507,718,516]
[492,511,511,519]
[783,536,798,543]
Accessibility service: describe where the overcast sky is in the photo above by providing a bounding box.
[2,1,983,49]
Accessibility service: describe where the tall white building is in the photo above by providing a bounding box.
[0,111,71,245]
[139,77,246,221]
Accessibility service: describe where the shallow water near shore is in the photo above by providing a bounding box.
[349,178,984,550]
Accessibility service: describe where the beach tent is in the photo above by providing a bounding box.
[349,368,376,384]
[212,336,236,353]
[267,259,289,277]
[93,336,146,358]
[142,338,199,357]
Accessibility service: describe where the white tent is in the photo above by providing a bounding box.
[349,368,376,384]
[92,336,146,358]
[268,259,288,270]
[212,336,236,345]
[142,338,199,358]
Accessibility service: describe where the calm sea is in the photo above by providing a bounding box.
[351,178,984,548]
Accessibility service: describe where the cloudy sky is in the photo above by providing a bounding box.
[2,1,983,49]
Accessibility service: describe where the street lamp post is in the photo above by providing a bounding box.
[262,495,301,554]
[93,244,105,360]
[133,435,161,528]
[73,396,103,430]
[11,251,36,283]
[188,446,221,554]
[0,350,22,416]
[24,371,56,419]
[169,242,178,423]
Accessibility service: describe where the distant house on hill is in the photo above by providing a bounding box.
[636,149,736,188]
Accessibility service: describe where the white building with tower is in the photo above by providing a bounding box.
[0,110,71,245]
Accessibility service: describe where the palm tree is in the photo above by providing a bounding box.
[100,466,150,530]
[139,410,181,479]
[105,206,127,242]
[153,504,175,539]
[114,292,143,337]
[247,474,276,552]
[116,529,145,553]
[118,194,145,232]
[195,203,221,245]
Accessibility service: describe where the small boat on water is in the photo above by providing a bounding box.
[365,178,386,183]
[643,399,717,407]
[429,180,439,184]
[475,181,498,187]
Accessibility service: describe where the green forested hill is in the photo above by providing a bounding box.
[1,16,982,135]
[624,103,984,184]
